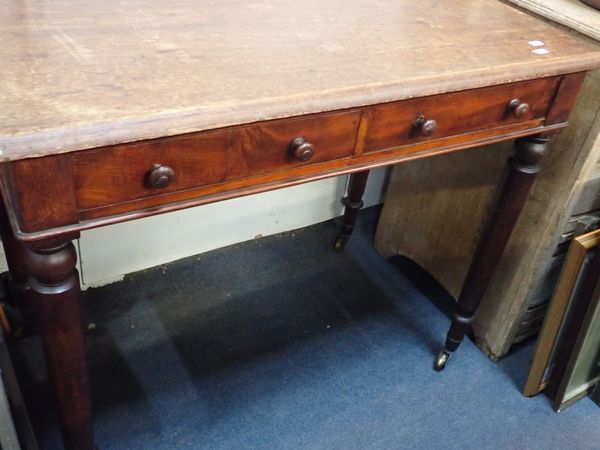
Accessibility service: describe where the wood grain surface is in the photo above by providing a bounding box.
[1,0,599,161]
[361,77,559,153]
[72,110,360,210]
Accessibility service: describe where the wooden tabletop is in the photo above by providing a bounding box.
[1,0,599,161]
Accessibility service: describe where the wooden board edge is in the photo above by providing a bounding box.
[1,67,595,161]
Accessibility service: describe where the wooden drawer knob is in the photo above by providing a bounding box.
[414,114,437,137]
[148,164,175,188]
[508,98,530,118]
[289,136,314,162]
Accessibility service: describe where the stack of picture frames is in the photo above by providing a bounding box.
[525,228,600,411]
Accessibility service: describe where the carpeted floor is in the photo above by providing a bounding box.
[13,207,600,449]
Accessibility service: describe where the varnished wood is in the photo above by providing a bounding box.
[73,127,247,210]
[0,75,580,240]
[0,2,598,447]
[239,111,360,174]
[334,171,370,251]
[0,121,569,243]
[23,237,94,450]
[72,110,359,211]
[1,0,600,161]
[289,137,315,162]
[361,77,559,153]
[545,72,588,125]
[147,164,176,189]
[374,71,595,361]
[439,135,549,364]
[507,99,531,119]
[68,80,553,218]
[4,156,79,233]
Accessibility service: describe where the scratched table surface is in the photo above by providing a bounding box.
[1,0,599,161]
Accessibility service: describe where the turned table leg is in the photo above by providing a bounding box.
[24,237,95,449]
[434,134,548,371]
[334,170,370,251]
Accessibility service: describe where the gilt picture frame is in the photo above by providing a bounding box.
[524,228,600,397]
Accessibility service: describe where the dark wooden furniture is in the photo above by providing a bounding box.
[1,0,600,448]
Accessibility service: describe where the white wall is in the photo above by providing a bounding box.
[0,169,388,289]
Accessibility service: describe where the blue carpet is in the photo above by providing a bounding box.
[14,207,600,449]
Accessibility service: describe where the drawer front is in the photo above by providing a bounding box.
[74,111,359,210]
[74,128,246,210]
[361,77,560,153]
[241,111,360,175]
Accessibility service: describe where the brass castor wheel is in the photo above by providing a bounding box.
[333,235,349,252]
[434,349,452,372]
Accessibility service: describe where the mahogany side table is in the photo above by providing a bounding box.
[1,0,600,448]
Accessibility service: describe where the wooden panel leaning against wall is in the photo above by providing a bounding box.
[374,68,600,360]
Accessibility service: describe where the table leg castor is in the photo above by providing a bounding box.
[434,349,453,371]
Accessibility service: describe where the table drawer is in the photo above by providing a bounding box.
[241,111,360,175]
[361,77,560,153]
[74,111,360,210]
[73,128,246,210]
